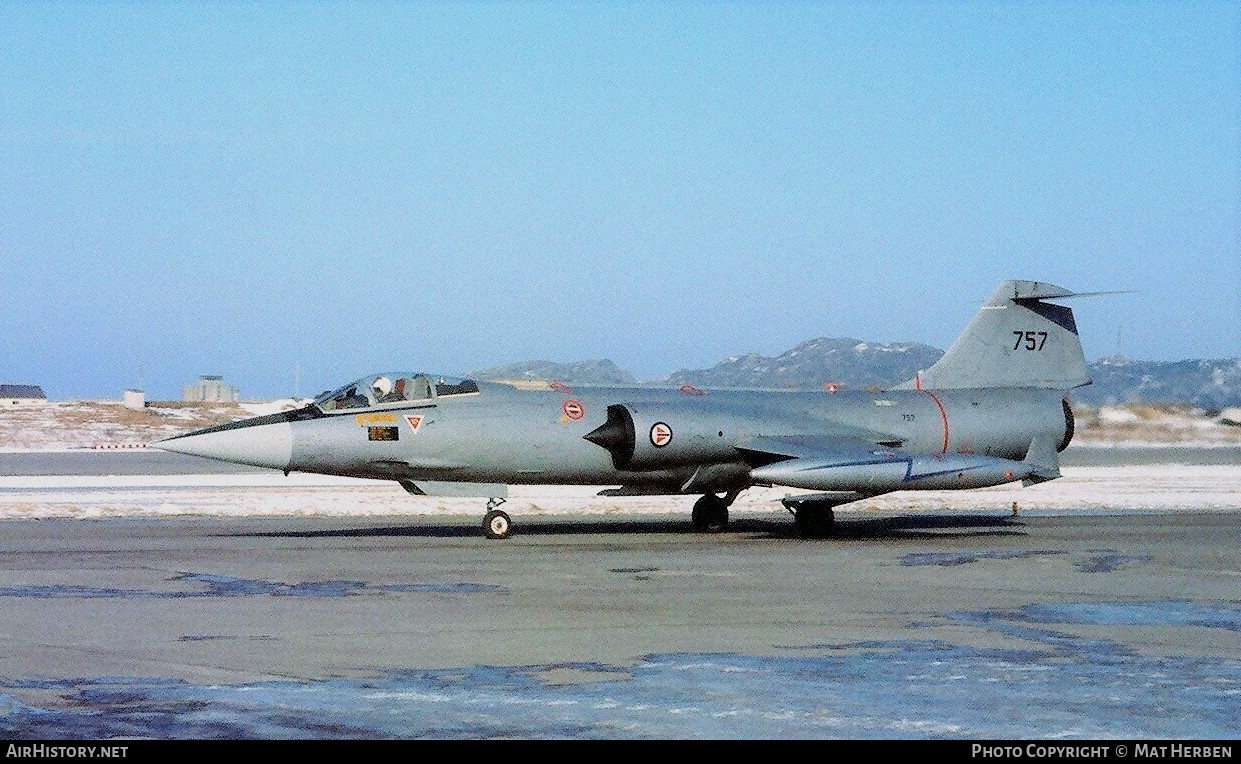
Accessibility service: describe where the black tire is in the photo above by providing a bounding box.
[794,507,835,539]
[482,509,512,540]
[691,495,729,533]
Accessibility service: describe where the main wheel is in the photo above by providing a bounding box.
[794,507,834,539]
[691,494,729,533]
[482,509,512,540]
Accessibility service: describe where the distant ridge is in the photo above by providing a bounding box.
[656,337,943,391]
[1084,358,1241,409]
[471,359,637,386]
[475,340,1241,407]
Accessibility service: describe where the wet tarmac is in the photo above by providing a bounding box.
[1,510,1238,739]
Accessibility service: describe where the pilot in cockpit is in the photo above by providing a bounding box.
[372,376,397,403]
[377,375,419,404]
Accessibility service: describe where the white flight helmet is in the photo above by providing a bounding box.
[372,376,393,397]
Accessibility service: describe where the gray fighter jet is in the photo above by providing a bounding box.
[158,280,1092,539]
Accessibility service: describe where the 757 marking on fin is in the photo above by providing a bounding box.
[1013,330,1048,351]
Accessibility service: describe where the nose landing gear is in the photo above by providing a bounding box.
[482,497,511,540]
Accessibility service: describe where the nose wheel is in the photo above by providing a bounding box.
[482,498,511,540]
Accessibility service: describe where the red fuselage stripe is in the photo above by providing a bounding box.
[922,390,950,454]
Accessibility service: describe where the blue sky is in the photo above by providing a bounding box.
[1,2,1237,400]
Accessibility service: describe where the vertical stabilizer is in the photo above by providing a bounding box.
[895,281,1091,391]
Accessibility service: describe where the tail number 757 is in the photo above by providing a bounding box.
[1013,330,1048,351]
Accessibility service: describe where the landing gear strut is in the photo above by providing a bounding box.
[782,495,839,539]
[691,490,740,533]
[482,497,511,540]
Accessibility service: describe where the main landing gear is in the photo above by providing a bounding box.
[792,506,835,538]
[482,497,511,540]
[782,495,837,539]
[691,490,740,533]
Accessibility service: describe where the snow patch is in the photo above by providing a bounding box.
[239,398,314,416]
[1,465,1237,520]
[1099,408,1141,425]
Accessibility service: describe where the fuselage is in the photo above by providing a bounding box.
[159,378,1071,495]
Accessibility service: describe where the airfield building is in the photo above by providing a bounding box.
[0,384,47,407]
[182,375,239,403]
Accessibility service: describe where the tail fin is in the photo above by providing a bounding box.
[895,280,1091,391]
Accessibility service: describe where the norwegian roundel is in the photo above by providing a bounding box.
[649,422,673,448]
[562,399,585,420]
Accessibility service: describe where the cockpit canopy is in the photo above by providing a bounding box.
[314,373,480,412]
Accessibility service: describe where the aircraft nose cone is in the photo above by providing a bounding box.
[157,420,293,471]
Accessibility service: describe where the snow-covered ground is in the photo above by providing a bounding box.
[1071,403,1241,447]
[0,399,309,452]
[1,465,1237,520]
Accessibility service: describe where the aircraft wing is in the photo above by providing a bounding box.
[736,434,901,465]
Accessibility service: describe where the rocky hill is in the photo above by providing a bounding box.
[656,337,943,391]
[1077,358,1241,409]
[478,344,1240,407]
[471,359,637,386]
